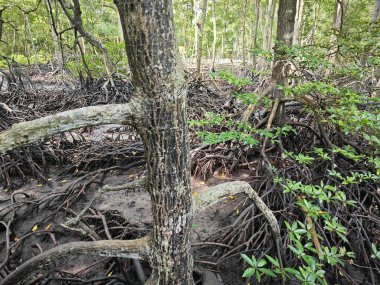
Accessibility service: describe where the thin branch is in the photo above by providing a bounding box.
[0,235,152,285]
[0,101,142,153]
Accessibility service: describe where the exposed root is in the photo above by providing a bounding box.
[193,180,284,275]
[0,235,152,285]
[62,178,147,230]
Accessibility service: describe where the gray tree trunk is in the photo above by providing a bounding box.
[272,0,297,88]
[371,0,380,24]
[327,0,347,66]
[252,0,260,67]
[211,0,217,71]
[292,0,304,45]
[116,1,193,283]
[195,0,208,79]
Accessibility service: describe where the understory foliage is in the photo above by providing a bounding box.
[190,30,379,284]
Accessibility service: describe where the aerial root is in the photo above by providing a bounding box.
[193,180,284,282]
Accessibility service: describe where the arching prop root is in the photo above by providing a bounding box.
[193,181,284,275]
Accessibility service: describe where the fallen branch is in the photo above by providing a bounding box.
[0,101,141,153]
[0,235,151,285]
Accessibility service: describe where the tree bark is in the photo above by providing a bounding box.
[195,0,208,79]
[102,1,194,283]
[272,0,297,88]
[327,0,347,67]
[292,0,304,45]
[371,0,380,24]
[242,0,248,65]
[269,0,297,126]
[252,0,260,67]
[210,0,217,71]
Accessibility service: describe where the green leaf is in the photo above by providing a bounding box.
[259,268,277,278]
[284,268,299,275]
[242,267,255,278]
[265,255,280,267]
[257,259,267,267]
[241,254,255,267]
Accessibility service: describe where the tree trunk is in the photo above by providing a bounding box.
[116,1,193,283]
[292,0,304,45]
[303,1,319,45]
[371,0,380,24]
[113,0,128,55]
[327,0,347,66]
[268,0,297,127]
[268,0,277,61]
[252,0,260,67]
[195,0,208,79]
[210,0,217,71]
[43,0,64,70]
[272,0,297,84]
[259,0,276,69]
[0,7,7,43]
[242,0,248,65]
[58,0,114,78]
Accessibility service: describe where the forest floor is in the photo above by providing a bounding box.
[0,64,379,285]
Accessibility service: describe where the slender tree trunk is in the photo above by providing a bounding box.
[327,0,347,67]
[242,0,248,65]
[195,0,208,79]
[210,0,217,71]
[292,0,304,45]
[43,0,64,70]
[371,0,380,24]
[268,0,277,56]
[113,0,128,55]
[259,0,275,69]
[272,0,297,87]
[270,0,297,125]
[304,1,320,45]
[261,0,272,54]
[0,7,6,43]
[252,0,260,67]
[23,14,31,65]
[58,0,114,78]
